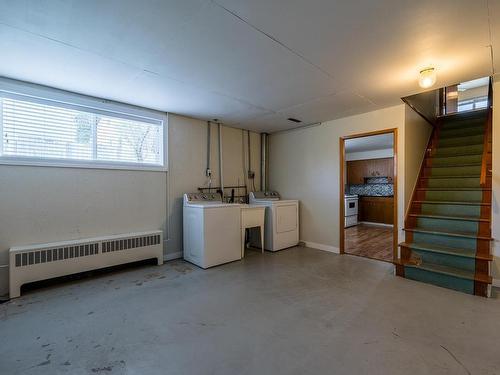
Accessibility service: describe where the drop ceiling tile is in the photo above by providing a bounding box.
[0,24,142,101]
[278,91,377,125]
[237,112,295,133]
[0,0,207,70]
[218,107,274,126]
[145,1,339,111]
[214,0,493,106]
[120,71,270,121]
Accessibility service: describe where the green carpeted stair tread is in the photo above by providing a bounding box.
[425,165,482,177]
[420,175,480,179]
[399,241,492,261]
[404,261,492,283]
[418,203,481,218]
[431,152,484,158]
[408,213,490,222]
[437,141,485,149]
[413,200,490,206]
[426,163,482,168]
[434,144,484,156]
[404,227,492,240]
[420,176,481,188]
[438,108,488,122]
[439,128,485,139]
[416,187,490,191]
[418,191,483,203]
[429,154,483,166]
[440,123,484,130]
[438,134,484,147]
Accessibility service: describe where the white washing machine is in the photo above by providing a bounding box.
[183,193,243,268]
[249,191,299,251]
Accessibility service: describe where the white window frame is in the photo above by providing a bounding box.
[0,78,168,172]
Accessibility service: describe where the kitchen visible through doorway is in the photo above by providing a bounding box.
[340,130,397,262]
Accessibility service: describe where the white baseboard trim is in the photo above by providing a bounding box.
[493,278,500,288]
[302,241,340,254]
[164,251,182,261]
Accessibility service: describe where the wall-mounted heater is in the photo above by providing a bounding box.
[9,230,163,298]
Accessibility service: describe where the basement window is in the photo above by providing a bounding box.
[0,83,166,171]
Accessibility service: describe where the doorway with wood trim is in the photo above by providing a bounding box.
[339,129,398,262]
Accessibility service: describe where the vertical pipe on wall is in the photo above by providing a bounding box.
[206,121,212,187]
[164,113,171,256]
[247,130,251,173]
[260,133,269,191]
[206,121,211,172]
[241,130,247,189]
[218,123,224,200]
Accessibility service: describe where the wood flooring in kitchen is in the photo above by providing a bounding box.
[345,223,393,262]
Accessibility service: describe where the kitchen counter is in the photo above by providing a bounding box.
[358,194,394,197]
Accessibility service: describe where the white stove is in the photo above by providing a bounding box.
[344,194,359,227]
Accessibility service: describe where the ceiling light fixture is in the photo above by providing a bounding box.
[418,67,437,89]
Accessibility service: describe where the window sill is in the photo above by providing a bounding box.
[0,157,167,172]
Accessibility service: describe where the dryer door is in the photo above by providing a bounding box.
[275,204,298,233]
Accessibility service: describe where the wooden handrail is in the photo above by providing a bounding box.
[480,78,493,187]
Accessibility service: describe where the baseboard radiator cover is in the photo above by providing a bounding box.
[9,230,163,298]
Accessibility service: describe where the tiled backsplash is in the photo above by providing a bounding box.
[365,177,391,184]
[348,183,394,197]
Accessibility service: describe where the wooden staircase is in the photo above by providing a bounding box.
[395,90,493,297]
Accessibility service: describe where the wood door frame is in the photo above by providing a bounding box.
[339,128,398,262]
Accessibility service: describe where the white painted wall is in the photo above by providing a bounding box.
[0,111,260,296]
[404,106,433,210]
[491,77,500,284]
[269,105,406,251]
[345,148,393,161]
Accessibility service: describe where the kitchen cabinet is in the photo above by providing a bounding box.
[347,158,394,185]
[347,160,366,184]
[358,196,394,224]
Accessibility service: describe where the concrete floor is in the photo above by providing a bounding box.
[1,247,499,375]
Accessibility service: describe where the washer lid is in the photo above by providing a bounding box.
[185,202,244,208]
[251,199,298,206]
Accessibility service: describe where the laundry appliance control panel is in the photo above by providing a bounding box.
[185,193,222,202]
[250,191,281,200]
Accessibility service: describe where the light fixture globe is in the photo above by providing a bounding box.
[419,67,437,89]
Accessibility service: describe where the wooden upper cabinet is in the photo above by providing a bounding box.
[346,158,393,184]
[347,160,365,184]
